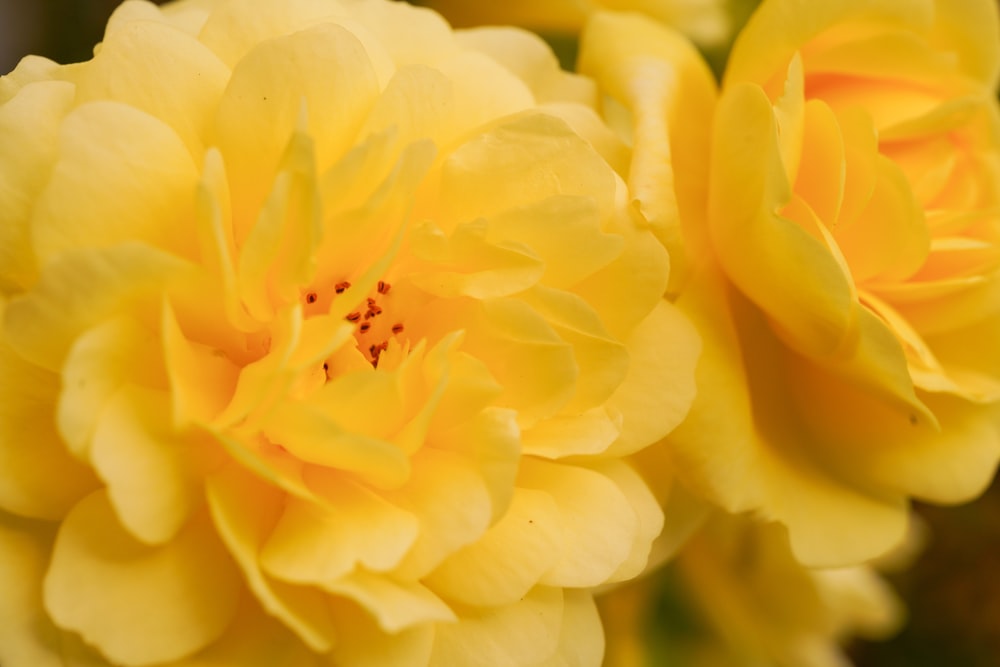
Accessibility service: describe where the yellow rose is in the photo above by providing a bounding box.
[0,1,701,665]
[600,511,904,667]
[669,0,1000,565]
[581,1,1000,568]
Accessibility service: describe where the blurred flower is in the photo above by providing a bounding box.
[584,0,1000,567]
[600,511,904,667]
[422,0,733,50]
[0,0,701,665]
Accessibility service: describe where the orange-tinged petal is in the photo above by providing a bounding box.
[710,82,856,358]
[44,492,241,666]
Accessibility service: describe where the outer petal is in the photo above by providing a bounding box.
[43,492,242,666]
[32,101,200,264]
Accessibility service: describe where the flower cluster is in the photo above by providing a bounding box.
[1,0,998,665]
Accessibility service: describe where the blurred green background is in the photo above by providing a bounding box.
[2,1,1000,665]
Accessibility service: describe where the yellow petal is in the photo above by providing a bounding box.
[90,386,212,545]
[44,491,241,666]
[408,219,546,299]
[0,80,73,291]
[0,515,66,667]
[429,585,563,666]
[425,487,563,607]
[519,458,638,588]
[321,571,455,633]
[237,123,323,321]
[0,333,97,519]
[205,464,338,653]
[579,11,718,288]
[57,315,166,458]
[455,27,596,106]
[603,299,700,458]
[431,406,521,522]
[3,243,190,371]
[531,589,603,667]
[327,600,434,667]
[439,113,616,227]
[260,474,418,584]
[710,82,857,358]
[32,101,200,264]
[385,448,493,580]
[75,18,230,158]
[213,23,380,230]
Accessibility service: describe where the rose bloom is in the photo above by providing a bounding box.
[0,1,702,665]
[580,0,1000,568]
[599,511,904,667]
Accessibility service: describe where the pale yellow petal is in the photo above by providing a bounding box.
[32,101,200,264]
[321,571,455,633]
[260,474,418,584]
[44,491,241,666]
[603,299,700,458]
[57,315,166,457]
[429,586,563,667]
[213,22,380,229]
[530,589,603,667]
[0,334,97,519]
[75,18,230,158]
[3,242,190,371]
[327,599,434,667]
[425,487,563,607]
[0,80,73,291]
[205,464,338,653]
[518,458,638,588]
[385,448,493,580]
[90,386,213,545]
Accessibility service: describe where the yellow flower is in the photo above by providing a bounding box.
[670,0,1000,565]
[422,0,732,50]
[584,2,1000,566]
[0,1,700,665]
[600,511,904,667]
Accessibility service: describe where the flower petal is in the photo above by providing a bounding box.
[44,491,241,666]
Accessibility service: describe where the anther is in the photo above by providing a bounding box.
[335,281,351,294]
[346,312,361,322]
[391,323,404,334]
[305,292,318,304]
[377,281,391,295]
[359,322,371,333]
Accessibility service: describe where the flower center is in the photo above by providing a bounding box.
[304,279,406,368]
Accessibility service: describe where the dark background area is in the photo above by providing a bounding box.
[3,1,1000,665]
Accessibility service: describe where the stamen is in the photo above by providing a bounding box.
[346,312,361,322]
[305,292,318,304]
[335,281,351,294]
[359,322,371,333]
[391,323,404,334]
[377,280,391,295]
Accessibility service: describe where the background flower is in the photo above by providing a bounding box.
[0,1,700,665]
[594,0,1000,567]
